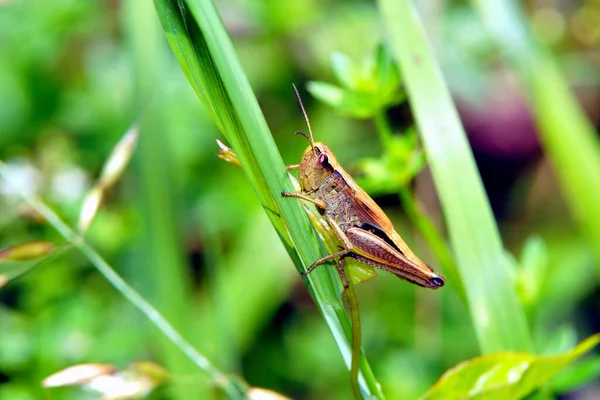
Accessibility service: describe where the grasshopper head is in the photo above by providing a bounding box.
[298,142,338,192]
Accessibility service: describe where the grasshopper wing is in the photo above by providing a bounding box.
[346,227,444,288]
[340,169,439,277]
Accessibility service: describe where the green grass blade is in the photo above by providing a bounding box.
[470,0,600,268]
[153,0,383,397]
[378,0,531,354]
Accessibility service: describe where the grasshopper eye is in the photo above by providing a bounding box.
[317,153,334,171]
[318,153,328,164]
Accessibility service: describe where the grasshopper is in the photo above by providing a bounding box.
[282,86,445,289]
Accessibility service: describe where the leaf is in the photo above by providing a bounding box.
[420,334,600,400]
[374,44,401,92]
[515,236,548,307]
[355,130,426,196]
[309,45,404,119]
[551,355,600,394]
[0,262,35,288]
[331,52,361,90]
[307,81,379,119]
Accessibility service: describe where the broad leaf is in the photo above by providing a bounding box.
[420,334,600,400]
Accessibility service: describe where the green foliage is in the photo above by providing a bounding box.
[0,0,599,399]
[355,129,426,196]
[420,335,599,400]
[509,236,549,312]
[308,45,403,119]
[551,354,600,394]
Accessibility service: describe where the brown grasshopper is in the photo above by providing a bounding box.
[282,86,445,289]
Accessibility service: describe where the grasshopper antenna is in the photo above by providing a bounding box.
[292,83,315,151]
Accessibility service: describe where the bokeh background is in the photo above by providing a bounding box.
[1,0,599,399]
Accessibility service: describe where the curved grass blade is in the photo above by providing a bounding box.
[152,0,383,397]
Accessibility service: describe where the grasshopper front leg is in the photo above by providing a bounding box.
[281,191,327,210]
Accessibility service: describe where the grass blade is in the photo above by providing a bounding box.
[153,0,383,397]
[378,0,531,354]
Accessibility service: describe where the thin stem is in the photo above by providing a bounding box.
[0,160,245,399]
[374,111,394,148]
[342,261,362,399]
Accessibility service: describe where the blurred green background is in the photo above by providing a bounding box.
[1,0,599,399]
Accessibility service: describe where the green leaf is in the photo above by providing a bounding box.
[356,132,426,196]
[373,44,401,95]
[307,81,381,119]
[420,334,600,400]
[306,81,347,110]
[124,1,209,397]
[378,0,531,353]
[309,45,403,119]
[331,52,361,90]
[551,354,600,394]
[515,236,548,308]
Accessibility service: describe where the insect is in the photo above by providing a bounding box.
[282,85,445,289]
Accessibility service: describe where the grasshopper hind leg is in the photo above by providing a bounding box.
[301,251,352,289]
[299,215,355,288]
[336,257,351,289]
[301,248,351,275]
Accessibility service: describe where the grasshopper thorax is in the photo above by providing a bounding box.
[298,142,338,192]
